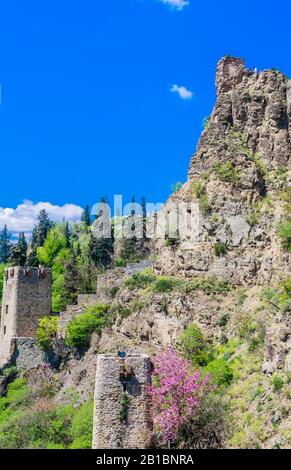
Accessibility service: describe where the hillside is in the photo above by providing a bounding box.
[0,56,290,450]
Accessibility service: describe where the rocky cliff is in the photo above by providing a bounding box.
[154,56,290,287]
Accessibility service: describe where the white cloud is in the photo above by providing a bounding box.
[170,84,193,100]
[158,0,189,11]
[0,200,83,237]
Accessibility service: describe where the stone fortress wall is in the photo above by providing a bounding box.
[57,259,153,337]
[0,266,51,366]
[92,354,152,449]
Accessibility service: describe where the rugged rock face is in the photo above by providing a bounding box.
[154,56,290,286]
[192,56,290,175]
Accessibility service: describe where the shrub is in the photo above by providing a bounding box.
[124,271,156,290]
[177,323,214,367]
[70,400,93,449]
[190,179,205,198]
[0,377,93,449]
[36,316,58,351]
[118,394,130,423]
[280,184,291,215]
[218,314,229,327]
[165,236,179,248]
[210,213,219,224]
[65,304,109,348]
[213,161,239,183]
[6,378,29,405]
[214,242,228,257]
[184,277,231,295]
[109,286,119,298]
[153,277,181,293]
[130,300,144,313]
[246,212,259,227]
[237,316,265,351]
[262,279,291,314]
[271,374,284,392]
[110,303,131,318]
[115,257,127,267]
[277,220,291,252]
[0,366,18,379]
[204,358,233,386]
[199,195,211,215]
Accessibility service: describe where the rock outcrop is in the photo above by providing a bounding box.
[154,56,290,286]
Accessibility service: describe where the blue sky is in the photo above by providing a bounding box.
[0,0,290,233]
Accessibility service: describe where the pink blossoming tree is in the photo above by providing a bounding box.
[147,348,211,446]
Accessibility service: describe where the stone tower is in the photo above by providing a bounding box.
[0,266,52,366]
[92,354,152,449]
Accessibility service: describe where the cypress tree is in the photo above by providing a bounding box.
[88,232,113,269]
[31,209,54,248]
[0,225,12,264]
[10,232,28,267]
[81,205,91,227]
[26,247,39,267]
[63,221,71,249]
[78,263,97,294]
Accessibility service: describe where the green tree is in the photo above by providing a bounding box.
[60,257,80,310]
[37,226,70,268]
[88,232,113,269]
[33,209,54,247]
[0,225,12,263]
[9,232,27,267]
[176,323,214,367]
[26,247,39,267]
[63,221,71,249]
[81,205,91,227]
[78,263,97,294]
[36,316,58,351]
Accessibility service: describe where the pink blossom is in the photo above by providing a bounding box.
[147,348,210,445]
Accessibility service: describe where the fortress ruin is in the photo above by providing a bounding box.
[0,266,52,366]
[92,354,152,449]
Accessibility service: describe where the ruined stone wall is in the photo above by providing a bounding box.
[0,267,52,366]
[9,337,58,371]
[92,354,152,449]
[96,260,153,302]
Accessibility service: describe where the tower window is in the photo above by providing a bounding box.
[3,326,6,335]
[5,305,8,315]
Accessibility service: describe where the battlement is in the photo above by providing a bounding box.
[4,266,51,283]
[0,266,52,366]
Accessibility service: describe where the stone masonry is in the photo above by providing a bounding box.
[58,260,153,338]
[92,354,152,449]
[0,266,52,366]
